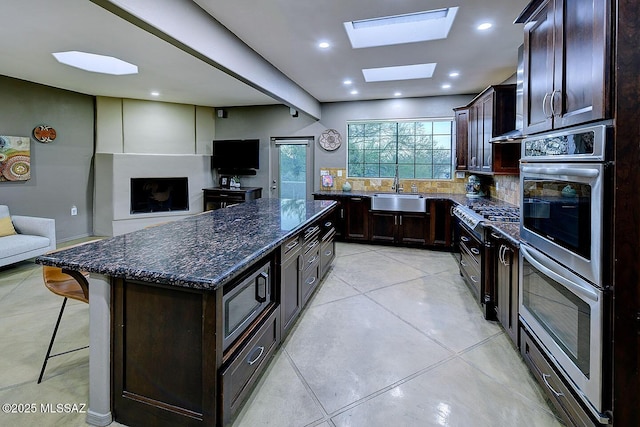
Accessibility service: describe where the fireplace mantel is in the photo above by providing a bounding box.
[94,153,214,236]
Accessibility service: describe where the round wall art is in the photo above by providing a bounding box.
[319,129,342,151]
[33,125,57,143]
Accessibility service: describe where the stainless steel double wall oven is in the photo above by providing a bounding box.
[519,123,612,422]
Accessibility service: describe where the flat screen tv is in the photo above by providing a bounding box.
[211,139,260,170]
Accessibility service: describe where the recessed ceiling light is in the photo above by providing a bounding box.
[442,84,452,89]
[394,92,402,97]
[318,41,331,49]
[350,90,359,95]
[52,51,138,75]
[477,22,493,31]
[150,91,160,97]
[449,71,460,77]
[344,7,458,48]
[362,63,436,82]
[343,79,353,85]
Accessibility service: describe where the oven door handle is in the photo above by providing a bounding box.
[521,245,599,302]
[521,166,600,178]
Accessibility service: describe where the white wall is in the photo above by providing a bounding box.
[94,97,215,235]
[214,95,476,193]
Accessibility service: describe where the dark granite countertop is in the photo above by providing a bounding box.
[36,198,336,291]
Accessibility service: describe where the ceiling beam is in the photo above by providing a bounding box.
[91,0,321,119]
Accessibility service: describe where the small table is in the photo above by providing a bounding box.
[202,187,262,211]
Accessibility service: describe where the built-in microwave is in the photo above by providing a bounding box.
[222,260,272,351]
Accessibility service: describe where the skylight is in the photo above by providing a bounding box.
[344,7,459,48]
[362,63,436,82]
[52,51,138,75]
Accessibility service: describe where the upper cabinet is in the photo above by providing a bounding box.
[454,85,520,175]
[518,0,611,134]
[453,107,469,171]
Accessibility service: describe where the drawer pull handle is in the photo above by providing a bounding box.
[470,248,480,255]
[308,256,318,265]
[308,240,319,250]
[470,275,479,283]
[460,260,468,267]
[325,221,332,227]
[542,374,564,397]
[286,240,299,250]
[324,250,333,256]
[461,236,470,242]
[306,276,317,286]
[247,346,265,365]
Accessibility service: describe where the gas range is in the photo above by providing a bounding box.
[452,203,520,241]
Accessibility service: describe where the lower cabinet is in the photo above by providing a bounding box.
[279,234,302,335]
[219,308,281,426]
[370,211,429,246]
[428,200,455,248]
[490,231,519,346]
[344,196,370,241]
[521,327,597,427]
[314,194,454,250]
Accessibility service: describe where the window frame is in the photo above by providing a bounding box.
[346,118,455,180]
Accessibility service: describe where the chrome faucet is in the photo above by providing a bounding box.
[392,165,400,193]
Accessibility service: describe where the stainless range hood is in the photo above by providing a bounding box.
[491,44,526,144]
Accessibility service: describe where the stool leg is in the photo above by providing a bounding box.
[38,297,68,384]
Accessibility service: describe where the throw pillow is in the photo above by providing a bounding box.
[0,216,17,237]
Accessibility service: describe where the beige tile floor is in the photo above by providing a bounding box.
[0,242,563,427]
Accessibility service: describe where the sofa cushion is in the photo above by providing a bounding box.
[0,205,9,218]
[0,234,51,259]
[0,217,17,237]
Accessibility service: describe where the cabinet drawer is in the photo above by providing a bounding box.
[303,245,320,273]
[303,234,321,256]
[301,258,320,305]
[303,224,321,242]
[460,241,481,267]
[281,235,301,261]
[520,327,595,427]
[220,307,281,426]
[320,238,335,277]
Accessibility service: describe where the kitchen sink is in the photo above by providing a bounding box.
[370,193,427,213]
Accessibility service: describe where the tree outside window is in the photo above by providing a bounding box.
[347,119,453,179]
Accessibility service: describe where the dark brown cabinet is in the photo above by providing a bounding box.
[454,107,470,171]
[519,0,610,134]
[428,200,454,248]
[521,327,596,427]
[455,85,520,175]
[369,211,428,246]
[279,234,302,335]
[203,187,262,211]
[490,231,519,346]
[344,196,370,241]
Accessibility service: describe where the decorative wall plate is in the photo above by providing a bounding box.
[319,129,342,151]
[33,125,57,143]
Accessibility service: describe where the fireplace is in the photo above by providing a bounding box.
[130,177,189,214]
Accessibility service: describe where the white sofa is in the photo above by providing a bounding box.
[0,205,56,267]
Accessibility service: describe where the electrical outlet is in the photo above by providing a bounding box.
[337,170,343,177]
[71,205,78,216]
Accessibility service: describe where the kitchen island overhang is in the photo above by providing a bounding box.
[35,198,337,427]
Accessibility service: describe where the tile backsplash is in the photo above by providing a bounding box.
[319,168,520,205]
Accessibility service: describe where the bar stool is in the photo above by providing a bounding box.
[37,244,95,383]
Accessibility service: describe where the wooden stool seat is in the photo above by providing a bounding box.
[38,240,99,383]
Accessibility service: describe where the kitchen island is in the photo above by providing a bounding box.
[36,198,337,427]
